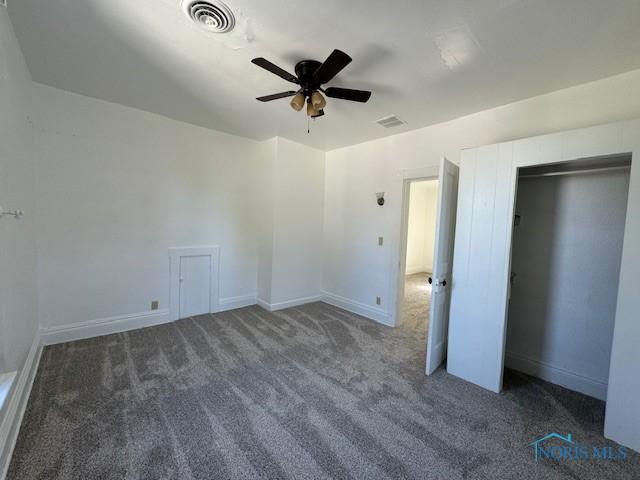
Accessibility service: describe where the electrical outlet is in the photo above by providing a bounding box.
[378,236,384,246]
[151,300,159,310]
[376,296,381,305]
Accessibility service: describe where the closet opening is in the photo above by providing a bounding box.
[503,154,632,402]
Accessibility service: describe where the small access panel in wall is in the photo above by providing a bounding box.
[169,246,220,320]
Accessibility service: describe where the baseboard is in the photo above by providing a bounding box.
[0,333,42,480]
[41,294,260,346]
[405,267,431,275]
[321,291,393,327]
[257,295,322,312]
[505,351,608,400]
[40,309,171,346]
[218,294,257,312]
[256,298,271,311]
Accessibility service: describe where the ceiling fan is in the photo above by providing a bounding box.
[251,49,372,118]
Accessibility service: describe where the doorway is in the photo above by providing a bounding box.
[504,155,631,400]
[400,179,439,332]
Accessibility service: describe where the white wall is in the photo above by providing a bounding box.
[0,5,39,468]
[0,1,39,377]
[270,138,324,306]
[406,181,437,275]
[323,69,640,327]
[33,84,264,331]
[506,170,630,399]
[256,139,277,304]
[32,87,326,330]
[257,138,325,309]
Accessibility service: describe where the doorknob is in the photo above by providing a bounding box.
[179,276,184,282]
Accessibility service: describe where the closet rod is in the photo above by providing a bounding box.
[519,165,630,179]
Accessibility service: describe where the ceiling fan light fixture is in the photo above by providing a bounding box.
[251,49,372,120]
[311,91,327,110]
[306,99,318,117]
[290,93,305,112]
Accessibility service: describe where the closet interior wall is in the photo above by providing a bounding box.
[505,156,631,400]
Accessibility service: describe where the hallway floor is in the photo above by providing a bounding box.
[400,272,432,334]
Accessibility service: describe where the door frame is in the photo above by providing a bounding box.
[391,164,440,327]
[169,246,220,321]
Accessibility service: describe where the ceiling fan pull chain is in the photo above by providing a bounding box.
[307,116,310,134]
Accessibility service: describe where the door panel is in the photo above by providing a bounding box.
[179,255,211,319]
[426,158,459,374]
[446,145,515,392]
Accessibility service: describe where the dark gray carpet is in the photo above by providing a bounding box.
[8,302,639,479]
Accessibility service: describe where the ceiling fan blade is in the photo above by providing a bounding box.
[251,58,299,84]
[256,91,298,102]
[324,87,371,103]
[311,109,325,118]
[313,49,352,84]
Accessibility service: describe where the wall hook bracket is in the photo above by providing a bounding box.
[0,206,24,219]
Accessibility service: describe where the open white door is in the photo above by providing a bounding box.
[425,157,459,374]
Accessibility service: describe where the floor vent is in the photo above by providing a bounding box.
[375,115,406,128]
[182,0,235,33]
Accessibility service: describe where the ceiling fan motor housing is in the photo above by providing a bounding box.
[294,60,323,95]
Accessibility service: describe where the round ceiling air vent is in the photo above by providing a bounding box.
[182,0,235,34]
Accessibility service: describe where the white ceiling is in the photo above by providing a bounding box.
[8,0,640,151]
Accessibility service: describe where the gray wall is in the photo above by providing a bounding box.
[506,169,630,397]
[0,8,39,417]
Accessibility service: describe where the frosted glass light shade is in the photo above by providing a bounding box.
[290,93,305,111]
[307,100,318,117]
[311,91,327,109]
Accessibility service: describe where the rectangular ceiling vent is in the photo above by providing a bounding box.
[375,115,406,128]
